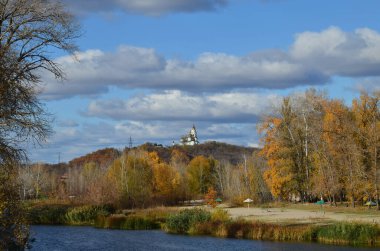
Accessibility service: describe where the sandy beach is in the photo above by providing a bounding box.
[224,206,380,225]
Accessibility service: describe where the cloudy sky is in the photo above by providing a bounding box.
[31,0,380,163]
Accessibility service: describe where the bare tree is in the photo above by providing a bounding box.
[0,0,79,249]
[0,0,80,163]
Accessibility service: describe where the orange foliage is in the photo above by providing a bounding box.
[204,187,217,208]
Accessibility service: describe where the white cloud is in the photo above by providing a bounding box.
[40,27,380,100]
[85,90,280,123]
[64,0,228,16]
[290,27,380,76]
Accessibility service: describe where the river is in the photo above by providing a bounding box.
[29,226,377,251]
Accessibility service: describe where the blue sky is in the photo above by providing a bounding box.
[31,0,380,163]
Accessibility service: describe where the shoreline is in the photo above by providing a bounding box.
[26,204,380,247]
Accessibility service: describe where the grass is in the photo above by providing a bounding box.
[316,222,380,245]
[165,208,211,234]
[26,203,114,225]
[95,215,160,230]
[65,205,113,225]
[189,220,380,246]
[93,206,175,230]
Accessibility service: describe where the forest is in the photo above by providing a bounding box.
[20,89,380,209]
[20,142,269,208]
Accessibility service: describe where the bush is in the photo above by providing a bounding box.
[165,208,211,234]
[65,205,112,225]
[27,204,115,225]
[27,204,70,224]
[211,208,230,222]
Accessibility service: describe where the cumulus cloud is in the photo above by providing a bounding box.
[85,90,280,123]
[39,27,380,100]
[291,27,380,76]
[64,0,228,16]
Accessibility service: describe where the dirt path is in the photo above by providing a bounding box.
[225,207,380,224]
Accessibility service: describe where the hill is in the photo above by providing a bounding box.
[69,148,121,169]
[139,141,256,165]
[40,141,257,169]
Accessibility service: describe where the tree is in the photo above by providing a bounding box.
[0,0,79,162]
[151,156,180,204]
[352,92,380,208]
[0,166,29,250]
[107,151,154,208]
[0,0,79,248]
[204,187,217,208]
[187,156,216,196]
[259,99,302,200]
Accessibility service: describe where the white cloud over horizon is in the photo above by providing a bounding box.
[85,90,280,123]
[40,27,380,100]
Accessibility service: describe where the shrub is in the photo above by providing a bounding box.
[165,208,211,234]
[211,208,230,222]
[65,205,112,225]
[27,204,70,224]
[27,204,115,225]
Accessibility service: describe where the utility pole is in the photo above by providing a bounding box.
[58,152,61,164]
[129,136,133,149]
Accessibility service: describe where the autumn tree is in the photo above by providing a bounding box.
[170,148,190,201]
[259,98,304,200]
[147,151,180,204]
[186,156,216,196]
[107,150,153,208]
[352,92,380,208]
[311,99,351,205]
[205,187,217,208]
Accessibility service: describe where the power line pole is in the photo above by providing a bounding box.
[58,152,61,164]
[129,136,133,149]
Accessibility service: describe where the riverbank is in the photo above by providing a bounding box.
[165,208,380,247]
[25,202,380,247]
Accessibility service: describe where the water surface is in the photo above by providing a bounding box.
[29,225,377,251]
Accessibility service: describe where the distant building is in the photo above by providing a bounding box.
[180,125,199,146]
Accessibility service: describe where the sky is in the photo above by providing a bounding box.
[30,0,380,163]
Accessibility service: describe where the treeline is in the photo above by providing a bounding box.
[19,145,270,208]
[259,89,380,207]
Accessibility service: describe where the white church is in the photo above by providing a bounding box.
[179,125,199,146]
